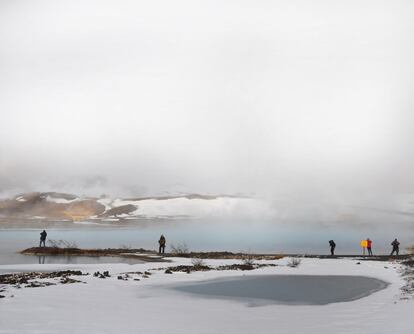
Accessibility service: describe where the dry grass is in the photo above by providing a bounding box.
[191,257,206,268]
[170,242,189,254]
[287,257,302,268]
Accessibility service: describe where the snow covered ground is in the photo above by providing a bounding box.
[0,257,412,334]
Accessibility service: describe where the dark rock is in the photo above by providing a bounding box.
[60,277,82,284]
[165,269,173,274]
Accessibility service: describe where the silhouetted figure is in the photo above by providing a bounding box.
[390,238,400,256]
[366,238,373,256]
[329,240,336,256]
[39,230,47,247]
[158,234,166,254]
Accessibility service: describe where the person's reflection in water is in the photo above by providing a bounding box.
[38,255,45,264]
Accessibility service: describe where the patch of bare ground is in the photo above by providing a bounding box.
[166,251,284,260]
[99,204,137,217]
[400,258,414,298]
[0,270,87,297]
[20,247,169,262]
[20,247,284,262]
[299,254,412,261]
[161,262,278,274]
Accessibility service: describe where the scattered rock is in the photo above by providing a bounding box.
[93,271,110,278]
[0,270,85,286]
[123,271,143,275]
[159,262,277,274]
[60,277,82,284]
[25,281,56,288]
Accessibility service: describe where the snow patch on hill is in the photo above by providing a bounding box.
[107,197,275,219]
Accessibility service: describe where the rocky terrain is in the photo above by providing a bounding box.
[0,191,251,222]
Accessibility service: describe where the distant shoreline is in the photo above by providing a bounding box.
[20,246,411,262]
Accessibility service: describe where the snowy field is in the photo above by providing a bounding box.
[0,257,412,334]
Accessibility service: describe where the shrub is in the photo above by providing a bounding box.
[170,242,189,254]
[191,257,206,268]
[241,254,255,266]
[287,257,301,268]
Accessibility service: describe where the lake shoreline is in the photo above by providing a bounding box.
[20,246,410,262]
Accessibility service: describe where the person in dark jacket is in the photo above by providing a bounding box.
[366,238,373,256]
[329,240,336,256]
[390,238,400,256]
[158,234,166,254]
[39,230,47,247]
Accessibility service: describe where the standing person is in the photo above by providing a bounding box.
[39,230,47,247]
[329,240,336,256]
[366,238,373,256]
[390,238,400,256]
[158,234,166,254]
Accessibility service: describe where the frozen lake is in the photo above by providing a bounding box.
[174,275,388,305]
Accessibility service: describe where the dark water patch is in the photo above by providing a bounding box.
[174,275,388,305]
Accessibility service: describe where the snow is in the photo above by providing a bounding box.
[45,195,79,204]
[110,197,275,219]
[0,257,412,334]
[97,198,113,211]
[15,196,26,202]
[101,218,119,222]
[73,221,107,226]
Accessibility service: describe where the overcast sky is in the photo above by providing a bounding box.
[1,0,414,202]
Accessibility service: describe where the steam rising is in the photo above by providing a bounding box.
[1,0,414,232]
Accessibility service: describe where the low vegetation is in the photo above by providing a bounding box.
[191,257,206,268]
[287,257,302,268]
[48,239,78,248]
[170,242,190,254]
[241,254,255,267]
